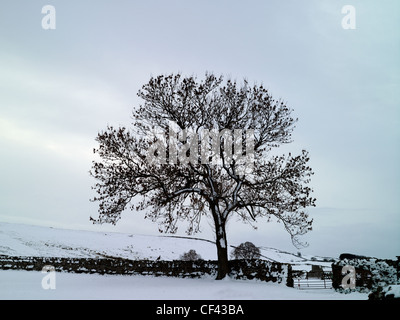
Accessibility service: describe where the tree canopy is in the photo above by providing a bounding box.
[90,73,316,279]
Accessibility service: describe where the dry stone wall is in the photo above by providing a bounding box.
[0,255,292,286]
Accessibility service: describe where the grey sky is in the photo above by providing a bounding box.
[0,0,399,259]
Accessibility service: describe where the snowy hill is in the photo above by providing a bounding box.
[0,222,335,271]
[0,222,216,261]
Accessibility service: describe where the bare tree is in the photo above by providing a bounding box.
[90,73,316,279]
[180,249,202,261]
[231,242,261,260]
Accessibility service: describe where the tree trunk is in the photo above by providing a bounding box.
[209,201,230,280]
[215,221,229,280]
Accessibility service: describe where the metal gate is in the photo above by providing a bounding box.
[295,278,333,289]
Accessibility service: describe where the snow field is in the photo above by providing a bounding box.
[0,222,335,270]
[0,222,372,300]
[0,222,217,260]
[0,270,368,300]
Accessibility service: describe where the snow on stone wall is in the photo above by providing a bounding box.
[0,255,292,285]
[332,258,399,291]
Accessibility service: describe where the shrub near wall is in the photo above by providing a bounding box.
[332,258,399,291]
[229,259,293,287]
[0,255,292,285]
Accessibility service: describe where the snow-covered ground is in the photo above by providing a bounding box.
[0,222,334,271]
[1,222,367,300]
[0,270,368,300]
[0,222,216,260]
[383,285,400,299]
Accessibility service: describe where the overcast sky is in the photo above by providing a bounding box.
[0,0,399,259]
